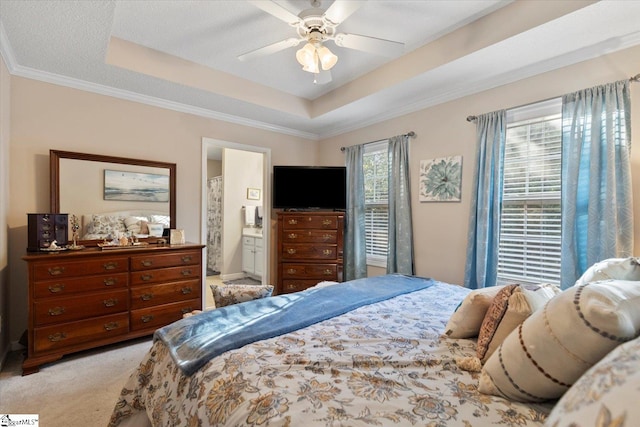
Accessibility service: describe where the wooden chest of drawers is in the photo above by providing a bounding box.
[277,211,344,294]
[22,244,203,375]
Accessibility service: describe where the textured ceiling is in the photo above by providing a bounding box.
[1,0,640,139]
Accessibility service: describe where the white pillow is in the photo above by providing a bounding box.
[575,257,640,286]
[123,216,148,234]
[147,223,164,237]
[544,335,640,427]
[479,280,640,402]
[86,215,126,236]
[443,286,504,338]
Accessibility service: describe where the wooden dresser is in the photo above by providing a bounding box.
[277,211,344,294]
[22,243,203,375]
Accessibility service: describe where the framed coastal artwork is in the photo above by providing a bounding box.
[104,169,170,202]
[419,156,462,202]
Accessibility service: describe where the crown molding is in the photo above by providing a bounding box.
[0,21,17,74]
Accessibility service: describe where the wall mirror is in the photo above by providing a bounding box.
[50,150,176,245]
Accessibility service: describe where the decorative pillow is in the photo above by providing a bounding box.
[123,216,149,234]
[150,214,170,228]
[544,335,640,427]
[575,257,640,287]
[479,280,640,402]
[86,215,126,236]
[147,223,164,237]
[476,283,560,362]
[210,284,274,308]
[444,286,504,338]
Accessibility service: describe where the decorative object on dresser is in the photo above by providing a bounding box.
[22,243,204,375]
[27,213,69,251]
[277,211,344,294]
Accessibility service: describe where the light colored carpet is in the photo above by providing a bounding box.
[0,337,153,426]
[223,277,262,286]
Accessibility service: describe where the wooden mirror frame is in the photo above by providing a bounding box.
[50,150,176,245]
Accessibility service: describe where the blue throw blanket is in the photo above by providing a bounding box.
[155,274,434,376]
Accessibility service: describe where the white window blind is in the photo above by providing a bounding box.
[498,102,562,285]
[363,141,389,266]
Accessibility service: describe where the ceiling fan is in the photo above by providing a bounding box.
[238,0,404,84]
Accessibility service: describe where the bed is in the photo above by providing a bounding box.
[79,210,170,240]
[108,274,556,427]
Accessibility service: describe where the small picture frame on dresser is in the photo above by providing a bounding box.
[170,229,186,244]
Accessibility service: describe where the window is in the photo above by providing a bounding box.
[497,99,562,285]
[363,141,389,267]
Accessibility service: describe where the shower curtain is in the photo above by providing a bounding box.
[207,176,222,275]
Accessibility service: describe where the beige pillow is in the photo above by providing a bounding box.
[479,280,640,402]
[443,286,504,338]
[575,257,640,286]
[476,283,560,362]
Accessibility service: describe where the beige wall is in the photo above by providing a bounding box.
[319,44,640,285]
[0,49,10,363]
[8,77,317,343]
[6,43,640,346]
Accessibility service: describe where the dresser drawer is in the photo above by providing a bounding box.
[281,244,337,260]
[281,280,326,294]
[282,215,338,230]
[130,250,200,271]
[34,289,129,326]
[33,313,129,353]
[130,265,200,285]
[130,299,200,331]
[32,257,128,281]
[281,230,337,244]
[33,273,128,298]
[281,263,338,279]
[130,279,200,309]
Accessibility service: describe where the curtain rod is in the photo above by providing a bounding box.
[340,131,416,152]
[466,73,640,123]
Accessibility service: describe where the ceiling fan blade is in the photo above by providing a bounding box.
[334,33,404,56]
[238,38,301,61]
[324,0,366,25]
[313,69,332,85]
[248,0,301,25]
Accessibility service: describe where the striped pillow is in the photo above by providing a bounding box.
[479,280,640,402]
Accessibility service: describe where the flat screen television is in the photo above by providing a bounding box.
[273,166,346,210]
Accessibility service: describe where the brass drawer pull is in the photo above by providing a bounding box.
[141,260,154,267]
[323,269,333,275]
[181,287,192,295]
[181,255,193,263]
[285,283,298,290]
[141,293,153,301]
[104,322,119,331]
[322,219,332,225]
[103,261,118,270]
[141,315,154,323]
[287,248,297,254]
[323,234,332,240]
[181,269,192,276]
[47,266,65,276]
[323,249,332,255]
[48,306,65,316]
[104,277,118,286]
[48,284,65,293]
[287,233,298,239]
[286,268,297,274]
[48,332,67,342]
[181,307,193,314]
[140,274,153,281]
[288,219,298,225]
[103,298,118,307]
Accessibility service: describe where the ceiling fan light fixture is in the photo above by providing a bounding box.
[316,45,337,70]
[296,43,316,67]
[302,50,320,73]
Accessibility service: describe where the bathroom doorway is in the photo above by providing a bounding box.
[201,138,271,308]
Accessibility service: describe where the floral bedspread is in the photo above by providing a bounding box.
[109,280,552,427]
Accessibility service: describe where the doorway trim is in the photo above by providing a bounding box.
[201,137,272,290]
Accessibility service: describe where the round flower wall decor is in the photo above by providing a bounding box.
[419,156,462,202]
